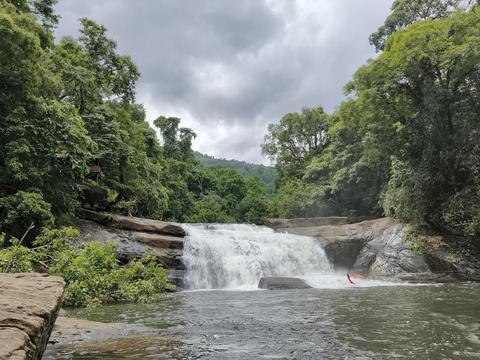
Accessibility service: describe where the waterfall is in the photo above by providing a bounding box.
[182,223,332,290]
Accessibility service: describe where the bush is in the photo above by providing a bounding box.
[0,227,173,307]
[0,191,54,242]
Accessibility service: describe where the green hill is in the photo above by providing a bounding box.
[194,152,277,191]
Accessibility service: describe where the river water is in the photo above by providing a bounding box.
[44,224,480,359]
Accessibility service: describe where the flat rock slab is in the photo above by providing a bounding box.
[0,273,64,360]
[258,277,312,290]
[77,209,186,237]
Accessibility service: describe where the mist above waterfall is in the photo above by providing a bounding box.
[182,224,331,290]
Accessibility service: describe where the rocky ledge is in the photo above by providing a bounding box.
[74,209,186,288]
[0,273,64,360]
[268,217,480,282]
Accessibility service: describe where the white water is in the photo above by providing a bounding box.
[182,223,332,290]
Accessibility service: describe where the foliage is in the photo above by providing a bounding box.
[0,191,54,242]
[369,0,472,51]
[0,227,172,307]
[195,151,277,193]
[262,107,329,178]
[265,5,480,238]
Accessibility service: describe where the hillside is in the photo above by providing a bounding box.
[194,152,277,191]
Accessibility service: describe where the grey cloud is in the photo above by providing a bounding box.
[55,0,392,163]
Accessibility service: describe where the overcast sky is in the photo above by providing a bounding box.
[55,0,393,164]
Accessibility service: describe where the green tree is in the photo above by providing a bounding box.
[0,3,93,235]
[262,107,329,178]
[353,9,480,234]
[370,0,471,51]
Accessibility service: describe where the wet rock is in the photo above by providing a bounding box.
[73,220,184,270]
[0,273,64,360]
[76,209,186,237]
[131,232,184,249]
[258,277,312,290]
[167,269,185,289]
[352,224,429,276]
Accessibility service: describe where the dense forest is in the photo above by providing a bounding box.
[264,0,480,239]
[194,152,277,193]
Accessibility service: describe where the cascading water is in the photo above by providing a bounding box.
[182,223,332,290]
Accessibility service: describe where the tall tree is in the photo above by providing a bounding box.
[369,0,470,51]
[262,107,329,178]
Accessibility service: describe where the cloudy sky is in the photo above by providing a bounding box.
[55,0,393,164]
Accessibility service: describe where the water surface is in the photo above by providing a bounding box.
[45,283,480,359]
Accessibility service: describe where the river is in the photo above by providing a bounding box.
[44,224,480,359]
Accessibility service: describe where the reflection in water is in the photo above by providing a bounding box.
[45,284,480,359]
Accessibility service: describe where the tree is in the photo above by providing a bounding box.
[0,3,93,235]
[369,0,472,51]
[354,9,480,234]
[262,107,329,178]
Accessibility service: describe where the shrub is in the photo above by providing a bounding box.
[0,227,173,307]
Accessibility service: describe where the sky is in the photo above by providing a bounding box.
[55,0,393,164]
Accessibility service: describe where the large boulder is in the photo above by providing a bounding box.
[0,273,64,360]
[76,209,186,237]
[258,277,312,290]
[352,224,429,276]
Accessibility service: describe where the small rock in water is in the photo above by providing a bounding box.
[258,277,312,290]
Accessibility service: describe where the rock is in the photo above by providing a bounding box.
[167,269,185,289]
[265,216,375,229]
[78,185,108,211]
[258,277,312,290]
[276,217,434,278]
[130,232,184,249]
[47,314,138,348]
[0,273,64,360]
[76,209,185,237]
[285,218,394,271]
[73,220,184,270]
[352,224,429,276]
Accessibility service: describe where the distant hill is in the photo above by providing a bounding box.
[194,152,277,191]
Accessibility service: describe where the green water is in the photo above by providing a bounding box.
[45,283,480,359]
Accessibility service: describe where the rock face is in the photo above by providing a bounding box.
[258,277,312,290]
[0,273,64,360]
[352,223,429,276]
[74,210,186,288]
[269,217,479,282]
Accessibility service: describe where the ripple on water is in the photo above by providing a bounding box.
[44,283,480,360]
